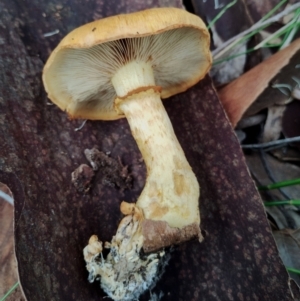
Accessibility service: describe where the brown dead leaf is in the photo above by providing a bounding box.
[218,38,300,127]
[4,286,25,301]
[0,174,25,301]
[247,47,300,115]
[0,184,16,297]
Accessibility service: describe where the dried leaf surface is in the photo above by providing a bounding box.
[218,39,300,127]
[0,0,299,300]
[246,152,300,230]
[274,229,300,286]
[247,47,300,116]
[0,172,25,301]
[0,182,16,296]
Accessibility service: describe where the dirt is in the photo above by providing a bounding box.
[84,147,133,191]
[71,164,95,193]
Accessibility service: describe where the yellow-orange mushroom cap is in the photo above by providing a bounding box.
[43,7,211,120]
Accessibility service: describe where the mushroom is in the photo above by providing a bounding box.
[43,7,211,300]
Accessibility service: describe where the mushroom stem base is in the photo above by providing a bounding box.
[83,205,167,301]
[142,219,203,253]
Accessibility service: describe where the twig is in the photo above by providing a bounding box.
[242,136,300,149]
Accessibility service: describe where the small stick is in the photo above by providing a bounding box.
[43,29,60,37]
[242,136,300,149]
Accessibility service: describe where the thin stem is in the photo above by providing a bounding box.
[254,19,298,50]
[207,0,237,30]
[279,9,300,49]
[213,48,255,65]
[259,178,300,191]
[286,267,300,275]
[0,282,19,301]
[216,14,300,65]
[264,200,300,206]
[268,1,289,21]
[241,136,300,149]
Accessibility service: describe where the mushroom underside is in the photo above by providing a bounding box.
[43,27,210,119]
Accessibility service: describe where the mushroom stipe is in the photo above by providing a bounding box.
[43,7,211,301]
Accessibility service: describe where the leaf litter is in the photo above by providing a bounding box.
[213,0,300,288]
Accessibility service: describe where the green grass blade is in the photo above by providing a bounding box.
[0,282,19,301]
[258,178,300,191]
[212,0,300,63]
[260,0,288,22]
[213,2,300,60]
[264,200,300,207]
[286,267,300,275]
[279,9,300,49]
[213,0,287,59]
[207,0,238,30]
[215,17,300,64]
[254,19,298,50]
[213,48,255,65]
